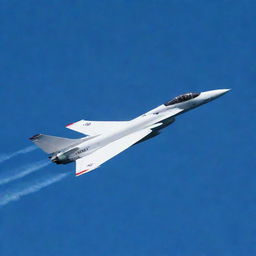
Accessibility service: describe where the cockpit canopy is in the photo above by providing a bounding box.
[164,92,200,106]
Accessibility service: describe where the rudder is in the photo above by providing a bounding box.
[29,134,82,154]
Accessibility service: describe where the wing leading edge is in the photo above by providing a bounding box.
[75,129,152,176]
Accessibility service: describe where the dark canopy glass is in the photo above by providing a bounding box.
[164,92,200,106]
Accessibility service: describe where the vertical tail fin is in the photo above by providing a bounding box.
[29,134,82,154]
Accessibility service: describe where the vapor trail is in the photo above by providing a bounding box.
[0,160,50,186]
[0,173,69,206]
[0,145,37,163]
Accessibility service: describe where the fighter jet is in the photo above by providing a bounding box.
[29,89,230,176]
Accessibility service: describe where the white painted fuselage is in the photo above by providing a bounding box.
[53,89,230,164]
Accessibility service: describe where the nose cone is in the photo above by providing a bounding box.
[203,89,231,100]
[213,89,231,97]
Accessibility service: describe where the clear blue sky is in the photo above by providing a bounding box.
[1,1,255,255]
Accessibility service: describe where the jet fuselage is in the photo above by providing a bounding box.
[51,89,230,164]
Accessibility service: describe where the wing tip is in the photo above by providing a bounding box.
[76,169,89,176]
[66,122,75,127]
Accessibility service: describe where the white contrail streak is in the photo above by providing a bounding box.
[0,160,50,186]
[0,145,37,163]
[0,173,69,206]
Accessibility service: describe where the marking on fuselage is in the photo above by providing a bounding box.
[76,147,89,155]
